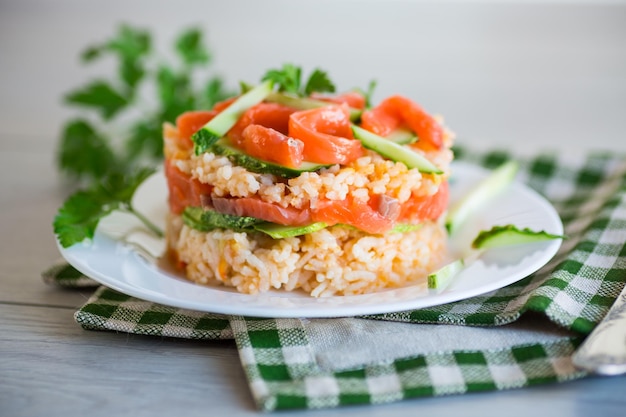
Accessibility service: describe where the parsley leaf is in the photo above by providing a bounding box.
[57,119,118,180]
[202,77,231,109]
[80,24,150,91]
[176,27,210,66]
[98,167,155,203]
[54,167,160,248]
[156,65,195,122]
[106,24,151,61]
[54,190,114,248]
[262,63,301,95]
[119,58,145,90]
[55,24,235,247]
[304,68,335,96]
[125,119,163,162]
[108,25,150,89]
[64,80,129,120]
[81,45,103,62]
[262,64,338,98]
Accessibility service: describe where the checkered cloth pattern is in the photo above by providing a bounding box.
[43,146,626,411]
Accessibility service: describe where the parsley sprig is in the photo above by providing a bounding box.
[55,24,233,247]
[54,168,161,248]
[262,63,377,108]
[262,63,336,97]
[59,24,233,180]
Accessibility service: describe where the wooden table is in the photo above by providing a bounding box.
[2,1,625,415]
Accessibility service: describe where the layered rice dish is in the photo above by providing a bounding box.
[163,72,454,297]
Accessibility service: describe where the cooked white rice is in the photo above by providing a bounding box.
[168,215,447,297]
[174,146,453,210]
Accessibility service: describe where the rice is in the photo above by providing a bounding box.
[175,149,453,210]
[169,215,447,297]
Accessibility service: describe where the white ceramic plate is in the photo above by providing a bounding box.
[57,161,563,318]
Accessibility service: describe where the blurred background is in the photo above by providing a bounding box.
[1,0,625,155]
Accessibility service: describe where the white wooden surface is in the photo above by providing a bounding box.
[1,1,626,416]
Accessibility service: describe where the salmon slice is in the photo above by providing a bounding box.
[211,197,312,226]
[289,105,364,164]
[175,110,219,148]
[310,91,366,109]
[398,181,449,222]
[227,102,297,147]
[311,195,394,235]
[360,95,444,151]
[240,124,304,168]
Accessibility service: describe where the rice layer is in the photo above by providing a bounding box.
[174,146,454,211]
[168,214,447,297]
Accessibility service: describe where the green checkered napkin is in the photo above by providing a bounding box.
[43,147,626,411]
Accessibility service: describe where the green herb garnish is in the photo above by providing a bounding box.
[58,24,233,182]
[54,24,233,247]
[262,63,335,97]
[54,168,162,248]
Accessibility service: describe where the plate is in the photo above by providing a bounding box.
[57,161,563,318]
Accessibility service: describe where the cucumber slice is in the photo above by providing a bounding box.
[445,160,519,235]
[182,206,328,238]
[193,80,274,155]
[429,224,564,290]
[253,222,328,239]
[390,223,422,233]
[210,138,332,178]
[266,92,362,121]
[472,225,565,250]
[386,127,417,145]
[428,258,465,290]
[182,206,262,232]
[351,125,442,174]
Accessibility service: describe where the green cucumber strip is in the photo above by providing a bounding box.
[429,224,564,290]
[445,160,519,235]
[255,221,422,238]
[472,224,565,250]
[266,92,362,121]
[351,125,442,174]
[182,206,262,232]
[193,80,274,155]
[210,138,331,178]
[182,206,327,238]
[428,258,465,290]
[390,223,422,233]
[253,222,328,239]
[386,127,418,145]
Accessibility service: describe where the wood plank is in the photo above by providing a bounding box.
[0,149,84,307]
[0,304,258,416]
